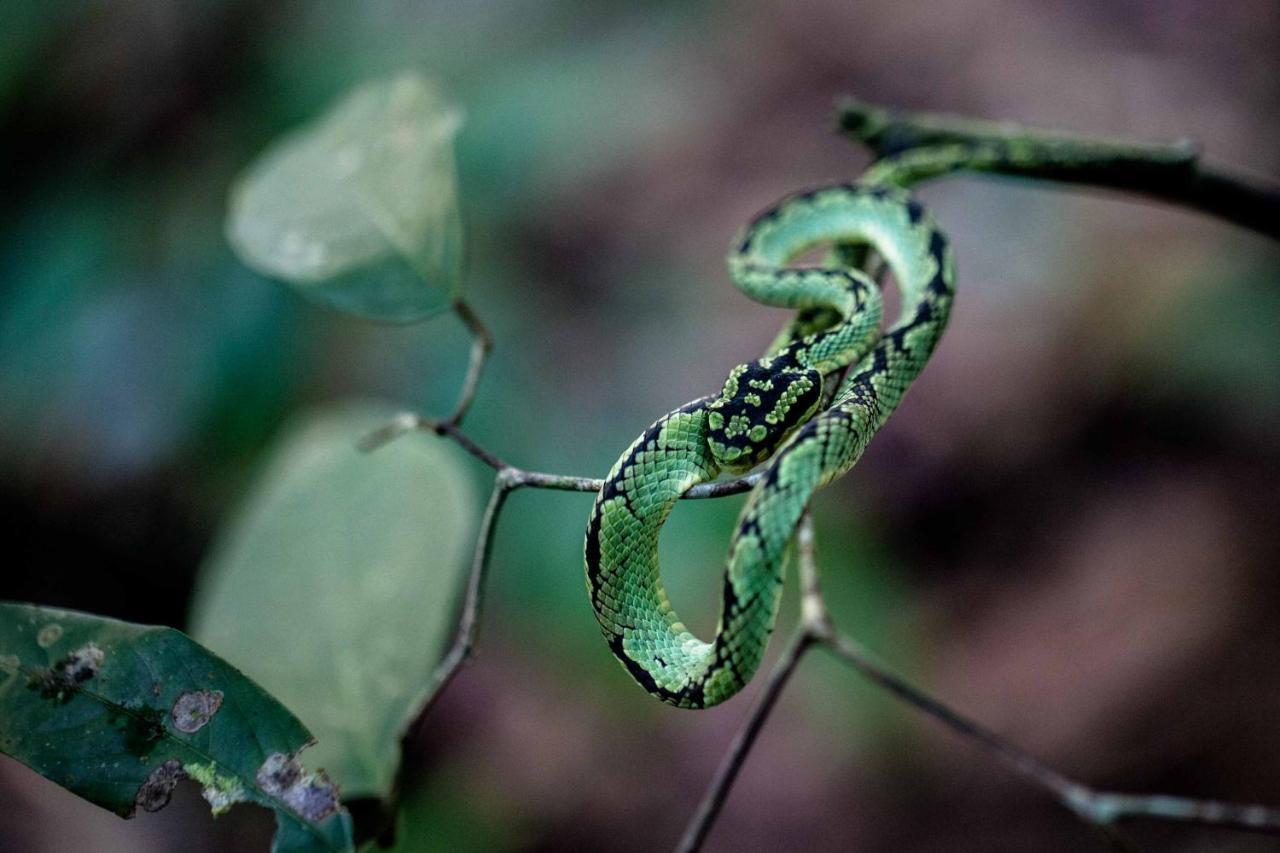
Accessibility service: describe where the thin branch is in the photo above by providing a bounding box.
[836,97,1199,165]
[403,473,513,739]
[684,510,1280,849]
[386,473,514,836]
[815,629,1280,837]
[360,412,764,499]
[820,628,1082,802]
[678,512,1235,852]
[390,430,764,760]
[359,412,507,469]
[794,513,829,631]
[677,514,825,853]
[836,97,1280,239]
[514,468,763,500]
[445,298,493,426]
[676,629,816,853]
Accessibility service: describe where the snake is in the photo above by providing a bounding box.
[584,183,954,708]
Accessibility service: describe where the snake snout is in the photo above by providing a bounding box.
[706,358,822,472]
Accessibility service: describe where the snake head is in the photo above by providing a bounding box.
[706,355,822,473]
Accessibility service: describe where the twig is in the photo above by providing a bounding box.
[677,515,827,853]
[389,408,765,761]
[445,298,493,427]
[836,97,1198,164]
[795,513,829,631]
[360,411,763,499]
[837,98,1280,238]
[675,629,816,853]
[403,472,513,739]
[680,509,1280,851]
[817,629,1280,836]
[820,628,1083,807]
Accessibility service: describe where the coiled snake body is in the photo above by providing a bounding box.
[585,184,954,708]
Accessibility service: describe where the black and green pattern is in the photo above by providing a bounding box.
[585,184,955,708]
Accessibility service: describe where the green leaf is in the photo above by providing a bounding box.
[0,603,354,853]
[226,72,465,323]
[190,402,476,802]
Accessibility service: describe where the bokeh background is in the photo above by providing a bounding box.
[3,1,1279,851]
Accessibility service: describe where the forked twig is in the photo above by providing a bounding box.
[675,514,825,853]
[360,412,762,499]
[678,516,1280,851]
[675,630,814,853]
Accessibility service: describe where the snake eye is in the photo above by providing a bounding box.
[707,360,822,471]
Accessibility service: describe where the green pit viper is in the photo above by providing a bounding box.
[584,183,955,708]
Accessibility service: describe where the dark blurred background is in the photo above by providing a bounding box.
[2,1,1279,851]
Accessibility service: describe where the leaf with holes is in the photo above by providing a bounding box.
[0,602,354,853]
[226,72,464,322]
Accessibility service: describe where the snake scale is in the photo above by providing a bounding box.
[585,183,954,708]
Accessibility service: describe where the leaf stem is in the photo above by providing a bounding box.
[445,298,492,427]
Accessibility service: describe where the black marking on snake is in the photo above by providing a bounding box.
[865,344,890,375]
[759,457,787,491]
[738,516,764,540]
[608,633,664,697]
[926,230,951,296]
[587,397,715,614]
[725,587,760,617]
[598,477,632,512]
[590,185,953,709]
[740,205,784,252]
[612,627,706,708]
[584,510,604,597]
[708,351,822,467]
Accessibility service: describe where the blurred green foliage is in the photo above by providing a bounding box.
[190,403,476,803]
[226,74,464,322]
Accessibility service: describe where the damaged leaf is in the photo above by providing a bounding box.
[136,760,186,813]
[171,689,224,734]
[190,402,475,801]
[225,71,465,323]
[0,603,354,853]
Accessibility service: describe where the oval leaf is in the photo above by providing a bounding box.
[0,602,354,853]
[189,402,475,801]
[226,73,464,322]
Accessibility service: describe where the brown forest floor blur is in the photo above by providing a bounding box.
[2,1,1279,852]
